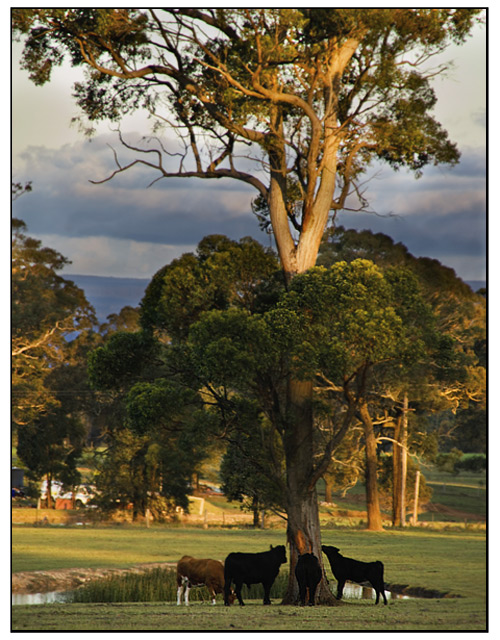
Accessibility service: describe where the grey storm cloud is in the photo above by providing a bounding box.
[336,146,485,273]
[14,135,267,246]
[14,133,485,279]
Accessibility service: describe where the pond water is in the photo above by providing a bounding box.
[341,583,410,601]
[12,583,410,606]
[12,591,72,606]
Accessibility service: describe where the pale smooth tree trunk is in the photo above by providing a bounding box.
[400,393,408,527]
[392,415,402,526]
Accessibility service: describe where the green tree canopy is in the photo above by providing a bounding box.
[318,225,486,426]
[140,235,280,340]
[173,259,442,528]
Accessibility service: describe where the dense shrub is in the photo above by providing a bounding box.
[455,454,486,473]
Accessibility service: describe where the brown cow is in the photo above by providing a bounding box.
[176,555,235,605]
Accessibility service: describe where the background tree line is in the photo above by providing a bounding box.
[13,186,485,523]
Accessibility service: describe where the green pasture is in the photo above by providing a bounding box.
[11,597,486,632]
[11,525,486,631]
[316,466,487,523]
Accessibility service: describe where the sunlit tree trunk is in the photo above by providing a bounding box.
[392,414,402,526]
[359,402,384,531]
[400,393,409,527]
[251,496,260,528]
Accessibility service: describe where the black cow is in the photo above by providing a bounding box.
[322,545,388,605]
[294,553,322,606]
[224,545,287,606]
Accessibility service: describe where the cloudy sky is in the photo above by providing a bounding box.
[12,12,487,284]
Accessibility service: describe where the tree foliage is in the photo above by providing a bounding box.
[162,255,442,510]
[140,235,280,340]
[12,8,482,277]
[318,225,486,426]
[11,181,96,463]
[17,406,86,504]
[12,188,98,497]
[12,217,96,425]
[315,226,485,524]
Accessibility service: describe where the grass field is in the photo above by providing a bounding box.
[11,461,487,630]
[11,525,487,631]
[316,467,486,523]
[11,597,487,632]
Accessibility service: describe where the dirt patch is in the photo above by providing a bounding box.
[12,562,176,594]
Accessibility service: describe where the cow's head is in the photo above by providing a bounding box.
[227,588,236,605]
[322,545,340,556]
[270,544,287,564]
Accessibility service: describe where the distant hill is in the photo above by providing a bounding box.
[67,274,486,325]
[67,274,149,323]
[466,281,486,293]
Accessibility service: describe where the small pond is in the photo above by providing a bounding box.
[12,591,72,606]
[12,583,410,606]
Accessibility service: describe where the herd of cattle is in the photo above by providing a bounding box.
[176,544,387,607]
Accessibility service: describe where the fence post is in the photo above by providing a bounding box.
[411,470,420,526]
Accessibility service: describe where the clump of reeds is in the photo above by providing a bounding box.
[71,567,289,603]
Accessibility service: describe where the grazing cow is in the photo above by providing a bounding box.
[224,545,287,606]
[176,556,235,605]
[294,553,322,606]
[322,545,388,605]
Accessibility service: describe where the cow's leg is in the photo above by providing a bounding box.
[379,580,388,605]
[209,587,216,606]
[371,581,387,605]
[184,580,191,606]
[308,584,318,606]
[298,583,306,606]
[378,584,388,606]
[224,578,232,606]
[262,581,272,605]
[176,582,183,606]
[235,581,245,606]
[336,579,346,600]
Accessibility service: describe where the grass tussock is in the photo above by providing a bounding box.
[72,567,290,604]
